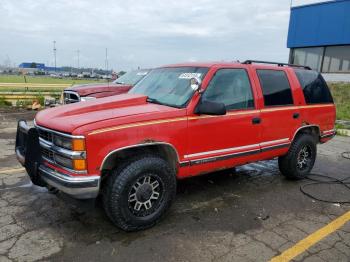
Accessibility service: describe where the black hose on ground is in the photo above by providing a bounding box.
[300,152,350,204]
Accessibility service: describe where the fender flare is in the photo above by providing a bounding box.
[100,142,180,171]
[291,124,321,143]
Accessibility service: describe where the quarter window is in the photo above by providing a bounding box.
[257,70,294,106]
[202,69,254,110]
[294,69,333,104]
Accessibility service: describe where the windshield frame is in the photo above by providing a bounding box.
[129,66,209,108]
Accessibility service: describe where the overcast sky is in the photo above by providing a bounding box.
[0,0,325,71]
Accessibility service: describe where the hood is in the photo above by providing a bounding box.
[65,82,132,96]
[35,94,175,134]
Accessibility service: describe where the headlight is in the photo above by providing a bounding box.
[80,96,96,102]
[51,134,86,171]
[53,135,72,150]
[54,154,73,169]
[53,154,87,171]
[53,135,85,151]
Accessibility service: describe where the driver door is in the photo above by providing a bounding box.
[186,68,261,174]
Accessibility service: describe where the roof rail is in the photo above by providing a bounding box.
[242,60,311,70]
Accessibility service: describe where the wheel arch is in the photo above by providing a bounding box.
[100,142,180,175]
[292,125,321,143]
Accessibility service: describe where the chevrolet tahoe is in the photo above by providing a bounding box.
[16,60,336,231]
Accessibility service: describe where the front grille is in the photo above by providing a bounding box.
[42,148,54,162]
[38,129,53,143]
[37,127,54,162]
[63,91,80,104]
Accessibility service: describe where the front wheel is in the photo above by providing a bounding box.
[102,155,176,231]
[278,134,317,180]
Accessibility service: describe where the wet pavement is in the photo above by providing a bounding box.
[0,109,350,262]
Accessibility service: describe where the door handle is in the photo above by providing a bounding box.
[293,113,300,119]
[252,117,261,125]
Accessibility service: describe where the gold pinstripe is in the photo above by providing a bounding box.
[88,117,188,135]
[88,104,334,136]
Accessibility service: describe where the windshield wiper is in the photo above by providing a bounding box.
[146,97,163,105]
[115,81,125,84]
[146,97,181,108]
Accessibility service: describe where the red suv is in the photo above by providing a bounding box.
[63,69,149,103]
[16,60,336,231]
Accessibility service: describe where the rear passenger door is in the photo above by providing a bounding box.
[256,69,302,151]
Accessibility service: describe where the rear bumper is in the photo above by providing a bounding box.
[320,129,336,143]
[15,120,100,199]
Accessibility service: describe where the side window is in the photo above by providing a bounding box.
[257,70,294,106]
[202,69,254,110]
[294,69,334,104]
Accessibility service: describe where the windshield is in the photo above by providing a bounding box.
[129,67,208,108]
[113,70,148,85]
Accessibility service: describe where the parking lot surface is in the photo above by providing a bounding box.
[0,109,349,262]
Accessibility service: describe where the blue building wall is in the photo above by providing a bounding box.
[19,62,61,71]
[287,0,350,48]
[19,62,46,69]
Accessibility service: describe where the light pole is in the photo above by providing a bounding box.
[77,49,80,71]
[105,48,108,72]
[53,40,57,72]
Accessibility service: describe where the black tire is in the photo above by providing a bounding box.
[102,155,176,231]
[278,134,317,180]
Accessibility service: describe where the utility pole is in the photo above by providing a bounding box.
[105,48,108,73]
[53,40,57,72]
[77,49,80,71]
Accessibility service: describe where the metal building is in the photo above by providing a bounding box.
[287,0,350,80]
[19,62,46,69]
[18,62,61,72]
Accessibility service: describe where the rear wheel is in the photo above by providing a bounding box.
[278,134,317,180]
[102,155,176,231]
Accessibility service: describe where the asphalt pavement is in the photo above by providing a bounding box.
[0,108,349,262]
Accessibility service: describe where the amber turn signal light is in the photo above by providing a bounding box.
[72,139,85,151]
[73,159,87,171]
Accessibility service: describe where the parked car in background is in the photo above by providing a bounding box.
[16,61,335,231]
[62,69,149,103]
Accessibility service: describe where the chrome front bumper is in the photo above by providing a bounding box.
[39,165,100,199]
[15,120,100,199]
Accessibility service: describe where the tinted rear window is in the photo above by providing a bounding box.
[294,69,333,104]
[257,70,294,106]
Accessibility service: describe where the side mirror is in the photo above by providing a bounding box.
[194,100,226,115]
[190,77,202,92]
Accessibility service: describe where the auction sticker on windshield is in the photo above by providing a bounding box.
[178,73,202,79]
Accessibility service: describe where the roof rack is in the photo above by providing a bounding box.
[242,60,311,70]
